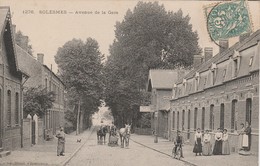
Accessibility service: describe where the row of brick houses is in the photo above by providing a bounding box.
[0,6,66,151]
[149,30,259,154]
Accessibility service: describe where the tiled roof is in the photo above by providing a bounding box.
[0,7,9,36]
[0,7,27,76]
[16,44,42,79]
[176,29,260,85]
[148,69,178,90]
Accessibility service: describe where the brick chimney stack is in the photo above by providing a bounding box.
[37,53,44,64]
[204,47,213,62]
[193,54,202,68]
[219,39,229,54]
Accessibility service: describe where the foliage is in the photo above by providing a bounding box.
[23,86,55,118]
[137,113,151,128]
[15,30,33,55]
[104,1,201,127]
[55,38,104,129]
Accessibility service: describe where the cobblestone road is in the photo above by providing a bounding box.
[66,132,188,166]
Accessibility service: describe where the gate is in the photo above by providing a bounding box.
[32,120,36,145]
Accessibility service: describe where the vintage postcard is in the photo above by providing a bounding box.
[0,0,259,166]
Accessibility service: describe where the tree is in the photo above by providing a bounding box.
[55,38,104,134]
[15,30,33,55]
[23,86,55,118]
[104,1,201,127]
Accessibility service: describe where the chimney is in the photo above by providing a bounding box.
[193,54,202,68]
[219,39,229,54]
[37,53,44,64]
[204,47,213,62]
[239,33,251,43]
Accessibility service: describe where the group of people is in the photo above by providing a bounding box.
[173,121,252,157]
[193,128,230,156]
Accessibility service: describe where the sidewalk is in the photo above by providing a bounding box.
[0,127,94,166]
[131,134,258,166]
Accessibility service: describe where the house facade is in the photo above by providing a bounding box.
[0,7,28,150]
[170,30,260,154]
[16,39,66,140]
[147,69,180,138]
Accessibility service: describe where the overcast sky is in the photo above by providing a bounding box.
[1,0,259,73]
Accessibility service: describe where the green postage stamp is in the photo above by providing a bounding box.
[204,0,252,41]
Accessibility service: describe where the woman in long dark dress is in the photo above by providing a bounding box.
[193,128,202,156]
[244,121,251,151]
[213,128,222,155]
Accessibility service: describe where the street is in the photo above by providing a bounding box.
[66,130,187,166]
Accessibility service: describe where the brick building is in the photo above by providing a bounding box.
[16,37,66,140]
[169,30,259,154]
[147,69,180,138]
[0,7,29,151]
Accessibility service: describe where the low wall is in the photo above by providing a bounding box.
[38,119,44,143]
[22,118,31,148]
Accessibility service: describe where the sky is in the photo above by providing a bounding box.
[1,0,259,73]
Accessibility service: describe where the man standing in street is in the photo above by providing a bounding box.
[56,127,65,156]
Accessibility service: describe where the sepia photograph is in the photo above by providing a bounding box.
[0,0,259,165]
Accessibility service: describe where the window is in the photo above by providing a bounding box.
[7,90,11,126]
[246,98,252,125]
[231,100,237,132]
[194,108,198,130]
[182,110,185,131]
[15,93,19,124]
[234,59,238,77]
[222,69,226,81]
[220,103,225,129]
[177,111,180,130]
[212,70,216,85]
[249,57,253,66]
[202,107,205,131]
[204,77,207,87]
[210,104,214,131]
[188,110,191,139]
[172,111,175,130]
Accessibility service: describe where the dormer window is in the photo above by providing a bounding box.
[182,79,187,92]
[249,56,253,66]
[195,72,200,91]
[211,63,217,85]
[232,50,240,78]
[234,59,238,77]
[222,69,226,81]
[204,77,207,86]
